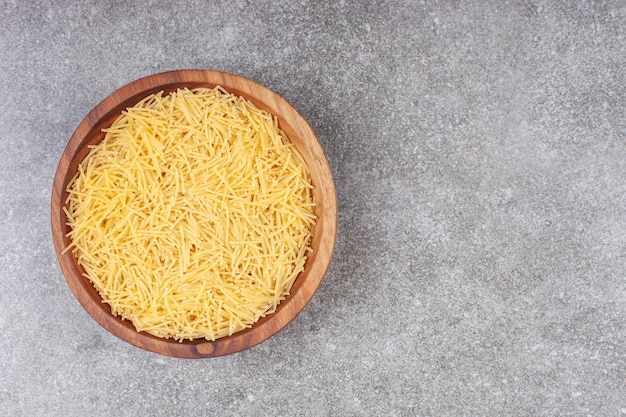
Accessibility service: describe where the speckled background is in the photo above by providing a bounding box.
[1,1,624,415]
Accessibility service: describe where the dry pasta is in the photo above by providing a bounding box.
[63,87,316,341]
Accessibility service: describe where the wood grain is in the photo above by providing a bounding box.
[51,70,337,358]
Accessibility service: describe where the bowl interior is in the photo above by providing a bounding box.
[51,70,337,358]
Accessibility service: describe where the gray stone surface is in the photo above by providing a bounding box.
[1,1,624,415]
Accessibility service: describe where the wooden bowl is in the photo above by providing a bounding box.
[51,70,337,358]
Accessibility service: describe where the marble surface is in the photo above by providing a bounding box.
[1,1,624,415]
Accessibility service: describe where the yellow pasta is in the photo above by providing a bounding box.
[64,87,316,341]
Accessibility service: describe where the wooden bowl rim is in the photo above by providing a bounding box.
[51,70,337,358]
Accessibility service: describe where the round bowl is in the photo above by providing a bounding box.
[51,70,337,358]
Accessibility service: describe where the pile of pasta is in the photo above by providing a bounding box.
[64,87,316,341]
